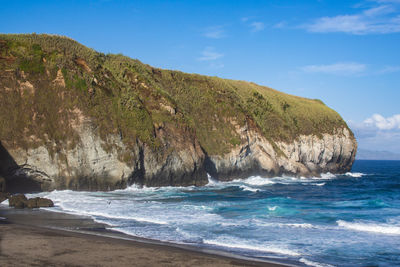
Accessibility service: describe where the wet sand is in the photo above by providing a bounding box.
[0,206,289,267]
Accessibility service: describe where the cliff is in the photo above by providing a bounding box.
[0,34,357,192]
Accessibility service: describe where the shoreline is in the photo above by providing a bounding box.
[0,205,293,267]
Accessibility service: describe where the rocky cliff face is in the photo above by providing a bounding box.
[3,118,208,192]
[205,121,357,181]
[2,118,356,192]
[0,34,357,192]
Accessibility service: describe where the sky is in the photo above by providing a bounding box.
[1,0,399,153]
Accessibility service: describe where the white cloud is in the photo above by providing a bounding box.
[197,47,224,61]
[203,26,226,39]
[349,113,400,153]
[250,22,265,32]
[374,0,400,3]
[304,3,400,34]
[209,62,225,69]
[273,21,287,29]
[363,5,395,16]
[241,17,265,32]
[364,113,400,130]
[378,65,400,73]
[306,15,368,34]
[357,130,400,153]
[301,62,367,75]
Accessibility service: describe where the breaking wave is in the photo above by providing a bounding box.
[204,237,301,257]
[345,172,366,178]
[337,220,400,235]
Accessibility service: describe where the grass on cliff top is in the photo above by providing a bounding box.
[0,33,350,157]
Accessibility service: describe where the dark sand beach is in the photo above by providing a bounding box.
[0,206,288,267]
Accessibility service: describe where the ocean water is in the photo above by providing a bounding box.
[29,160,400,267]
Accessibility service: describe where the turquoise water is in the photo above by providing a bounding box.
[30,160,400,266]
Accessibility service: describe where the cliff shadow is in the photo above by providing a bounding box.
[0,141,42,193]
[203,154,218,180]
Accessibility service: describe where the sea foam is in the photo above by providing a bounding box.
[345,172,366,178]
[239,185,260,192]
[337,220,400,235]
[320,172,337,179]
[204,238,301,256]
[300,258,334,267]
[239,176,276,186]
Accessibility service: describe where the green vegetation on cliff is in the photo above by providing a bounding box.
[0,34,350,157]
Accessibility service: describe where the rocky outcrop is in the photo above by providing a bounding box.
[0,119,356,191]
[26,197,54,208]
[8,194,28,208]
[8,194,54,209]
[1,118,207,192]
[276,128,356,176]
[205,121,357,181]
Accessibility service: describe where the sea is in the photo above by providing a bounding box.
[28,160,400,267]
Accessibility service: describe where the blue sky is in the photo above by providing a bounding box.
[1,0,399,153]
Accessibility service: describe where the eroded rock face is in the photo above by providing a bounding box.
[206,122,357,180]
[276,128,357,176]
[1,116,357,191]
[2,118,207,191]
[137,123,207,187]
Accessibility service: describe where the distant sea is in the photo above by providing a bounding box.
[29,160,400,267]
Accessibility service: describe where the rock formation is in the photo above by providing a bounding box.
[0,34,357,192]
[8,194,54,209]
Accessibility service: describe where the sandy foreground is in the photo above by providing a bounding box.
[0,207,288,267]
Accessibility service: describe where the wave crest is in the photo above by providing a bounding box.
[204,238,300,256]
[345,172,366,178]
[337,220,400,235]
[300,258,334,267]
[239,176,276,186]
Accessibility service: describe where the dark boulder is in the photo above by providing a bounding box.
[26,197,39,208]
[14,200,26,209]
[26,197,54,208]
[37,197,54,207]
[9,194,28,208]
